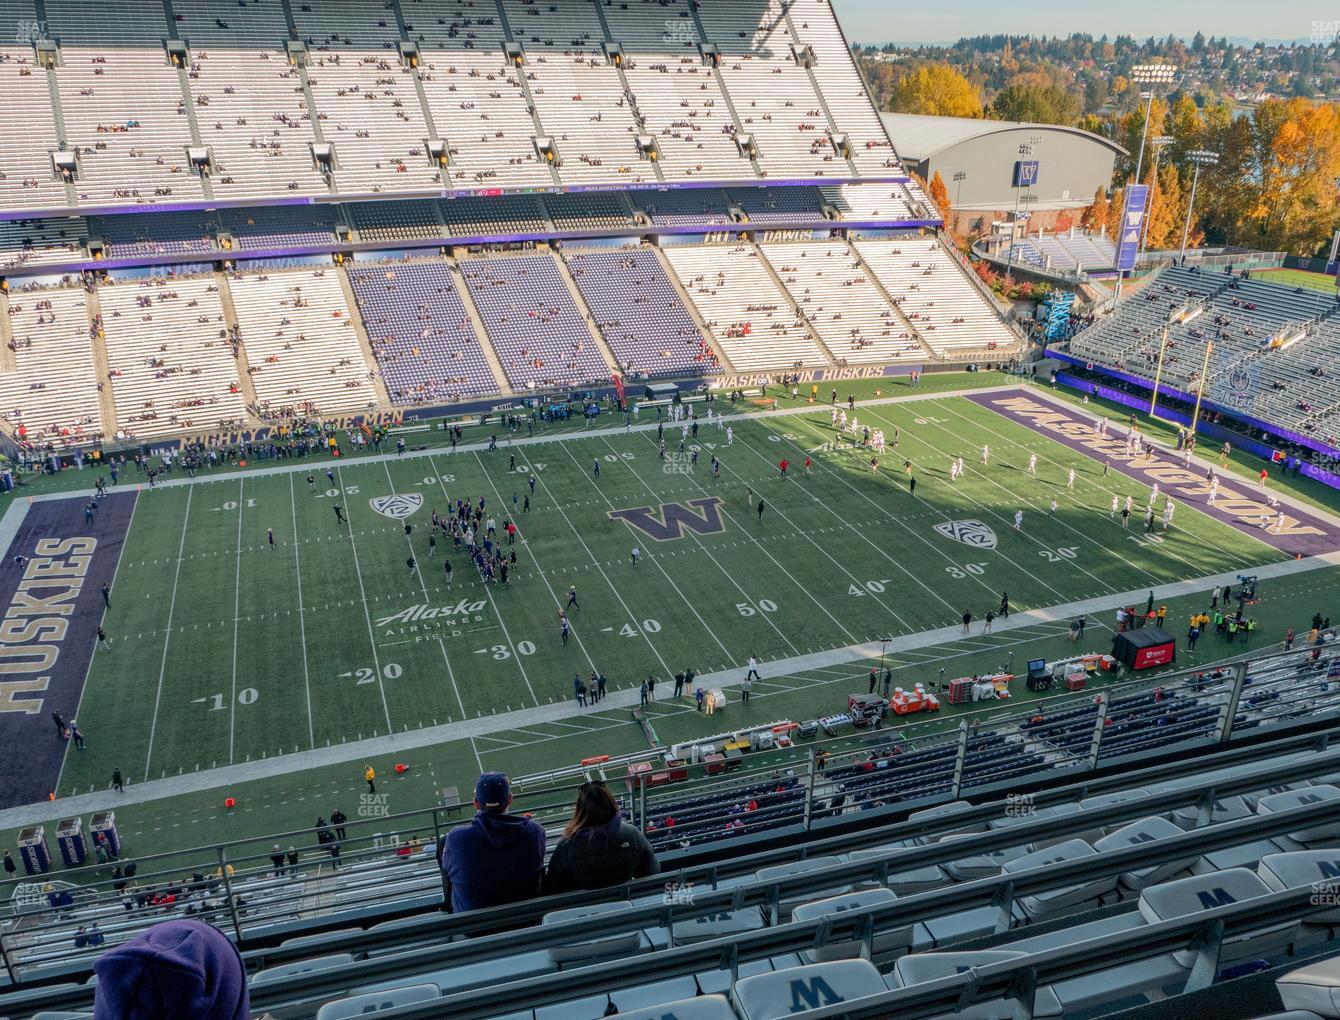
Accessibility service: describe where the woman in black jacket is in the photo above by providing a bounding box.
[543,782,659,894]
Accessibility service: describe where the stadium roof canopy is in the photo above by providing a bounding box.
[881,113,1128,163]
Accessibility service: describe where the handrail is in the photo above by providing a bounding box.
[1,650,1333,984]
[7,739,1338,1009]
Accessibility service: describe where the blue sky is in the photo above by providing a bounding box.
[831,0,1323,44]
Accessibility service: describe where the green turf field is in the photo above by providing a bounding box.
[54,390,1289,800]
[1250,267,1338,293]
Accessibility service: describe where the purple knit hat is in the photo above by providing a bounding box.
[93,919,249,1020]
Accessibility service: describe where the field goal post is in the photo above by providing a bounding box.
[1147,326,1213,436]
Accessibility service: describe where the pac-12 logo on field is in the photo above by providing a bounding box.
[933,519,998,550]
[608,497,726,542]
[370,494,423,520]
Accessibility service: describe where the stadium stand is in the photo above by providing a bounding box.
[440,194,549,237]
[544,191,636,232]
[98,273,247,439]
[10,661,1340,1019]
[0,2,68,212]
[43,0,205,208]
[458,251,612,390]
[664,242,828,371]
[760,238,926,364]
[90,212,219,258]
[0,218,87,271]
[221,205,339,252]
[350,199,444,242]
[407,0,556,190]
[229,268,374,419]
[788,0,901,176]
[564,246,716,379]
[697,1,845,179]
[173,0,330,202]
[821,182,922,222]
[500,0,649,184]
[0,284,104,445]
[635,188,736,227]
[600,0,754,182]
[346,258,502,405]
[1066,265,1340,439]
[729,185,827,224]
[855,236,1021,357]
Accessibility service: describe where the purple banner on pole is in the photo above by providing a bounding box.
[966,390,1336,559]
[1115,184,1149,272]
[0,492,136,809]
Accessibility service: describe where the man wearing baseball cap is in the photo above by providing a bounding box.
[439,772,546,913]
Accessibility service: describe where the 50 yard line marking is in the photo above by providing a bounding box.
[289,474,315,749]
[144,485,193,782]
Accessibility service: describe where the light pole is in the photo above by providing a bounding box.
[1180,149,1219,261]
[1128,64,1176,184]
[1138,134,1174,254]
[953,169,966,209]
[1006,138,1040,287]
[1115,65,1175,300]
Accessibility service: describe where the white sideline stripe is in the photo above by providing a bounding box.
[54,492,141,795]
[8,549,1336,832]
[290,474,316,750]
[143,485,194,781]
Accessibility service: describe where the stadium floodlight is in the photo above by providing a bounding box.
[1127,65,1179,185]
[1181,150,1220,259]
[1138,135,1176,253]
[1006,140,1039,287]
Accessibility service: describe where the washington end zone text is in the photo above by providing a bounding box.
[0,537,98,714]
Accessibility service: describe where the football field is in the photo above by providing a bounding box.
[3,386,1325,810]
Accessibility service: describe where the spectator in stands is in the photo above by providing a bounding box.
[542,781,658,895]
[440,773,545,913]
[92,919,247,1020]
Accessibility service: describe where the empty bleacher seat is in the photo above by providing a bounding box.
[732,959,888,1020]
[1139,869,1301,967]
[888,950,1064,1018]
[315,983,439,1020]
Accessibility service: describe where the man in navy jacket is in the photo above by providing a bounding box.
[440,773,546,913]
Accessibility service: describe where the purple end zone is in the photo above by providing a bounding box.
[966,390,1337,560]
[0,492,136,809]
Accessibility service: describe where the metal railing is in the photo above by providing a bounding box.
[0,643,1334,988]
[9,780,1340,1018]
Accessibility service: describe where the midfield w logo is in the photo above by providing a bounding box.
[608,497,727,542]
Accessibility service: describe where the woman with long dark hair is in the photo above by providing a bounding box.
[543,782,659,894]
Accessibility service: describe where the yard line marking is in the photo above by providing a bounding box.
[228,479,245,764]
[144,485,194,782]
[55,490,141,796]
[751,422,1030,612]
[930,398,1266,579]
[289,474,315,749]
[838,405,1110,601]
[553,440,736,662]
[335,465,396,734]
[643,431,899,642]
[470,451,612,678]
[428,455,539,705]
[379,462,471,718]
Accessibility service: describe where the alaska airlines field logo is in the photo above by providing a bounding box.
[933,519,998,550]
[370,494,423,520]
[608,497,726,542]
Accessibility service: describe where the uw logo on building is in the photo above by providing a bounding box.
[370,493,423,520]
[608,497,726,542]
[933,519,998,550]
